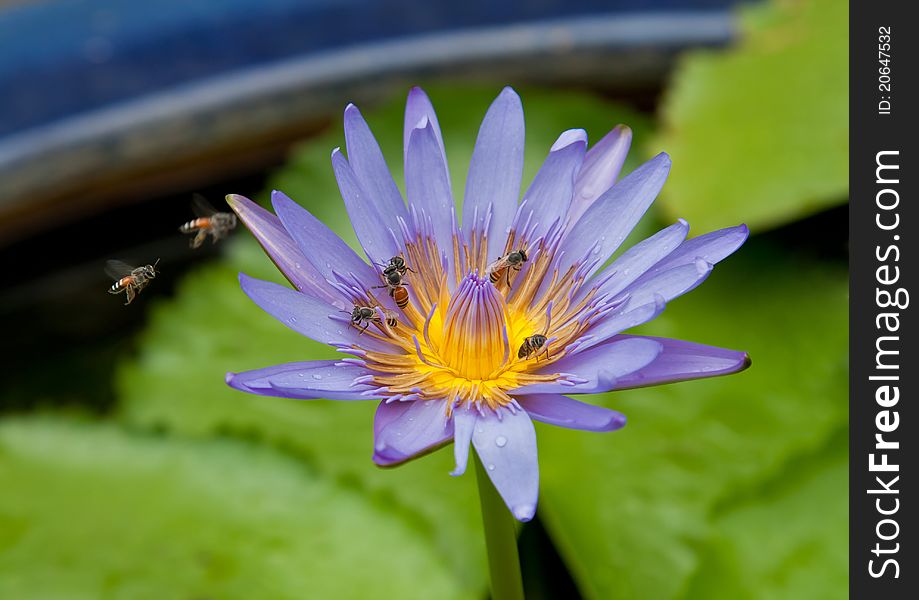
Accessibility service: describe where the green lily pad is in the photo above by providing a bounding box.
[0,418,467,600]
[652,0,848,232]
[536,243,848,599]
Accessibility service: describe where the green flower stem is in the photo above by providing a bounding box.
[474,453,525,600]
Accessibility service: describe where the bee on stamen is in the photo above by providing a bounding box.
[487,249,528,288]
[518,309,552,362]
[373,268,410,309]
[342,305,398,333]
[106,259,159,305]
[379,255,415,277]
[179,194,238,248]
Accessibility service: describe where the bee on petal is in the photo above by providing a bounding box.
[179,194,238,248]
[344,305,398,333]
[106,259,159,305]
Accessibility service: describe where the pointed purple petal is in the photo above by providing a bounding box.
[514,129,586,242]
[472,409,539,522]
[406,120,454,251]
[517,337,662,395]
[226,194,341,305]
[331,148,401,263]
[592,219,689,300]
[463,87,524,254]
[619,259,712,309]
[611,335,751,390]
[238,273,397,354]
[404,87,446,168]
[559,152,671,277]
[373,399,454,467]
[518,394,626,432]
[271,190,377,285]
[343,103,408,224]
[451,407,476,476]
[568,125,632,227]
[226,360,379,400]
[646,224,750,275]
[573,295,666,354]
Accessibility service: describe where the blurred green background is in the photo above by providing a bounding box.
[1,0,847,598]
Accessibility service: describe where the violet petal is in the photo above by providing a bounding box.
[403,86,447,170]
[226,360,378,400]
[406,120,455,252]
[517,336,663,395]
[238,273,397,353]
[331,148,402,263]
[611,335,751,389]
[592,219,690,300]
[343,103,408,224]
[472,408,539,522]
[451,407,476,476]
[518,394,626,432]
[271,190,378,285]
[568,125,633,227]
[558,153,671,277]
[514,129,586,242]
[225,194,341,305]
[463,87,524,254]
[373,399,454,467]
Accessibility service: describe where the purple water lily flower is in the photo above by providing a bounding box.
[225,86,750,522]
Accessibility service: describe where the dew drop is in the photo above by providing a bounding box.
[312,374,322,380]
[295,262,302,269]
[495,436,507,448]
[476,426,484,434]
[487,464,496,471]
[288,317,298,323]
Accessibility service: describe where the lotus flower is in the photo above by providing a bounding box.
[226,87,750,522]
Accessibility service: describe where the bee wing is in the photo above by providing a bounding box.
[191,193,218,217]
[486,256,510,274]
[105,260,136,279]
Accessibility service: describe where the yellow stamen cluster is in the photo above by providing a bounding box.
[350,226,598,412]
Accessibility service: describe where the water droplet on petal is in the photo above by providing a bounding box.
[476,426,484,434]
[495,435,507,448]
[288,317,298,323]
[295,262,302,269]
[312,374,322,380]
[487,464,496,471]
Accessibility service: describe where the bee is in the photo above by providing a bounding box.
[379,255,415,277]
[487,249,528,288]
[179,194,237,248]
[106,259,159,305]
[343,305,398,333]
[518,312,552,362]
[373,269,410,309]
[518,333,549,362]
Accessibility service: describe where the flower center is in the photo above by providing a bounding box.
[341,223,596,412]
[439,274,510,380]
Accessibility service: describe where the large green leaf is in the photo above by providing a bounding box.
[116,87,654,594]
[536,243,848,599]
[0,418,467,600]
[652,0,848,232]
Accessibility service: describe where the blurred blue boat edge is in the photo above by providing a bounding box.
[0,0,739,244]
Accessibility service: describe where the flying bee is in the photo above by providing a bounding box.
[179,194,237,248]
[106,259,159,305]
[379,255,415,277]
[487,249,528,288]
[342,305,398,333]
[373,268,410,309]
